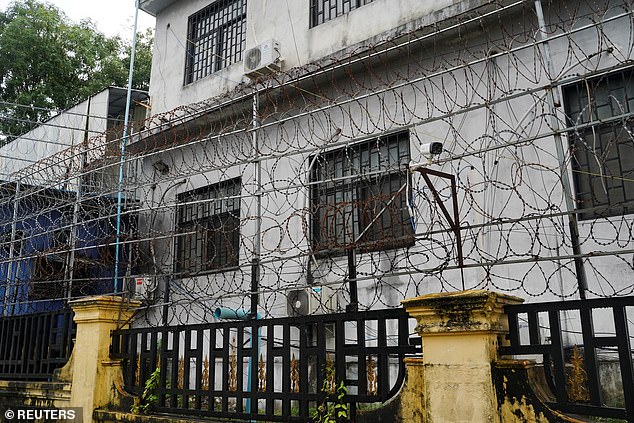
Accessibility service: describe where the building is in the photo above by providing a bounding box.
[127,0,634,333]
[0,87,147,314]
[0,2,630,419]
[0,182,137,315]
[0,87,148,184]
[0,0,624,339]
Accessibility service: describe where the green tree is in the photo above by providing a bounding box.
[0,0,152,141]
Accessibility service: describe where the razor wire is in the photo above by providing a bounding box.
[0,0,633,325]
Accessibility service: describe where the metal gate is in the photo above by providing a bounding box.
[501,296,634,422]
[111,308,420,422]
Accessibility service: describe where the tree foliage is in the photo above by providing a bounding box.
[0,0,152,140]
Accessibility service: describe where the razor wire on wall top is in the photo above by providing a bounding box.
[0,0,633,327]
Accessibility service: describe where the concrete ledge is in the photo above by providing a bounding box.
[94,409,242,423]
[0,380,71,408]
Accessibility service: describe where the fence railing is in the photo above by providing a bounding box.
[0,308,76,381]
[111,308,420,422]
[501,296,634,422]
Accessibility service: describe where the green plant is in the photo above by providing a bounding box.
[131,367,161,415]
[312,356,350,423]
[313,381,350,423]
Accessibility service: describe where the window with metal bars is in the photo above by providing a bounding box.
[310,0,374,27]
[185,0,247,84]
[29,257,66,300]
[564,68,634,220]
[0,230,22,259]
[311,131,413,254]
[176,179,241,275]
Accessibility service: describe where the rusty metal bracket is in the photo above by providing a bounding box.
[411,166,465,290]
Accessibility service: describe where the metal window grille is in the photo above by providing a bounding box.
[309,0,374,27]
[564,68,634,220]
[311,131,413,254]
[176,178,241,275]
[0,230,22,259]
[185,0,247,84]
[29,256,66,300]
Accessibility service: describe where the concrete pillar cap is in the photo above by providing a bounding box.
[70,296,141,324]
[402,289,524,334]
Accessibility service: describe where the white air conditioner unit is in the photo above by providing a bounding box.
[243,39,282,78]
[131,276,156,303]
[287,286,337,316]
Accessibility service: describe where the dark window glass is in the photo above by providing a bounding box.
[30,256,65,300]
[564,68,634,220]
[185,0,247,84]
[176,178,241,274]
[0,230,22,258]
[310,0,374,28]
[311,132,413,254]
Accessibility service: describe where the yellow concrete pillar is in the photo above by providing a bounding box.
[68,296,140,423]
[402,290,523,423]
[399,357,426,421]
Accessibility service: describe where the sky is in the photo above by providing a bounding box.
[0,0,156,39]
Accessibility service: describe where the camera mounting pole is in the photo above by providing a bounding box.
[409,164,465,290]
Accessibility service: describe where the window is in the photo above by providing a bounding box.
[310,0,374,27]
[176,178,241,275]
[311,132,413,254]
[564,68,634,220]
[29,229,92,301]
[30,256,65,300]
[185,0,247,84]
[0,230,22,258]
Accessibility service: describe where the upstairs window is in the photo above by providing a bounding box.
[310,0,374,27]
[564,68,634,220]
[311,132,413,254]
[176,178,241,275]
[185,0,247,84]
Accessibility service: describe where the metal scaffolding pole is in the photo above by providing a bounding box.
[534,0,588,299]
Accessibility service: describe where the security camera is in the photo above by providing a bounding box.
[421,142,443,155]
[409,141,445,171]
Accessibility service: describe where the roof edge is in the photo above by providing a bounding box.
[139,0,178,17]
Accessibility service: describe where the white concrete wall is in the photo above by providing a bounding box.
[246,0,455,68]
[147,0,480,114]
[0,90,110,185]
[135,0,634,343]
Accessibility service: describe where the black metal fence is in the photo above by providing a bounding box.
[501,296,634,422]
[111,308,420,422]
[0,308,76,381]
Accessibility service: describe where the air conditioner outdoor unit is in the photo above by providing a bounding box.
[287,286,337,316]
[243,39,282,78]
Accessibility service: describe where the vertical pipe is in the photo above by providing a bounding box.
[246,321,261,422]
[251,93,261,318]
[114,0,140,293]
[534,0,588,299]
[250,260,259,318]
[347,250,358,311]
